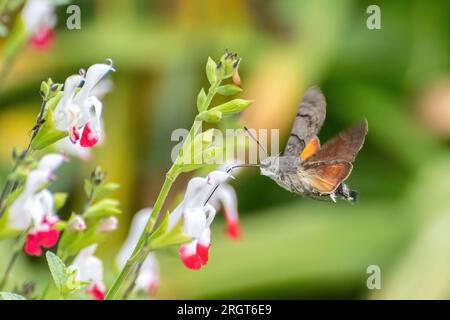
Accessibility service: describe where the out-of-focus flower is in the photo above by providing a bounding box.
[23,189,59,256]
[168,171,233,270]
[417,79,450,138]
[210,182,241,240]
[68,215,87,232]
[116,210,160,296]
[22,0,57,50]
[57,138,92,161]
[70,244,106,300]
[97,216,119,233]
[53,61,115,148]
[7,153,65,256]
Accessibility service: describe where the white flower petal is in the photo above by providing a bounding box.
[74,62,114,103]
[22,0,55,34]
[116,209,151,269]
[38,153,65,172]
[71,244,103,283]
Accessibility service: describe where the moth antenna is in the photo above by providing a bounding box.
[244,126,268,157]
[203,164,260,206]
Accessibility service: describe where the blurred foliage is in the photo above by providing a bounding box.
[1,0,450,299]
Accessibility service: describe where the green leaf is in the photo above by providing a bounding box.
[197,110,222,123]
[30,109,68,150]
[40,80,50,99]
[150,216,192,249]
[0,292,26,300]
[210,99,253,116]
[84,199,121,219]
[149,213,169,242]
[93,182,120,199]
[206,57,217,85]
[217,84,242,96]
[177,129,217,172]
[54,192,68,211]
[84,179,93,197]
[4,16,26,58]
[197,88,207,112]
[46,251,67,293]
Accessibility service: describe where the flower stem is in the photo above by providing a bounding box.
[104,163,180,300]
[105,77,222,300]
[0,232,26,290]
[0,99,48,218]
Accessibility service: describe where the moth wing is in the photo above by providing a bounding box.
[300,136,321,161]
[283,86,326,156]
[302,161,353,194]
[305,119,368,164]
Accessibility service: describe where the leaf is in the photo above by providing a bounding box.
[209,99,253,116]
[197,88,207,112]
[197,110,222,123]
[84,179,93,197]
[30,109,68,150]
[217,84,243,96]
[150,216,192,250]
[46,251,67,293]
[0,292,26,300]
[149,213,169,242]
[206,57,217,85]
[54,192,68,211]
[84,199,121,219]
[93,182,120,199]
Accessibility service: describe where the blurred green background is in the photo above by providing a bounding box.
[1,0,450,299]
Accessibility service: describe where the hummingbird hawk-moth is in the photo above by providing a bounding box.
[260,86,368,202]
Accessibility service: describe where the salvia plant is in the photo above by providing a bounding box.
[0,44,253,299]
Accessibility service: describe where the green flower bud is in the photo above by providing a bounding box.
[209,99,253,116]
[197,110,223,123]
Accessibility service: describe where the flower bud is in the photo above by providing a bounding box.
[197,110,223,123]
[97,216,119,233]
[68,215,86,232]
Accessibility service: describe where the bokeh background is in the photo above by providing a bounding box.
[1,0,450,299]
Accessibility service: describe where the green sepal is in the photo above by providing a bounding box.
[217,84,242,96]
[149,212,192,250]
[31,109,68,151]
[83,199,121,219]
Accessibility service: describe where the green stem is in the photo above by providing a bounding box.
[104,164,180,300]
[0,232,26,290]
[105,78,222,300]
[0,100,48,218]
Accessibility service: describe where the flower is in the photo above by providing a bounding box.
[68,215,87,232]
[57,138,92,161]
[7,153,65,256]
[23,189,60,256]
[22,0,57,50]
[116,209,160,296]
[168,171,233,270]
[70,244,106,300]
[53,61,115,148]
[209,178,241,240]
[97,216,119,233]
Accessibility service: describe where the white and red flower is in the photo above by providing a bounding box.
[70,244,106,300]
[53,61,114,149]
[209,180,241,240]
[8,153,65,256]
[116,209,160,296]
[22,0,57,50]
[168,171,234,270]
